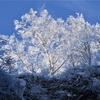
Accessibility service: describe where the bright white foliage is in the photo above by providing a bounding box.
[2,9,100,75]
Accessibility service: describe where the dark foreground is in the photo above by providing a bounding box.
[0,66,100,100]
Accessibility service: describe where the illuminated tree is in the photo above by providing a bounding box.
[6,9,100,75]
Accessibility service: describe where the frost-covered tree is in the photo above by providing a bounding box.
[66,14,100,67]
[66,15,92,67]
[13,9,71,75]
[7,9,100,75]
[0,34,15,73]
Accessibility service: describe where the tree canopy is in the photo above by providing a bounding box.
[1,9,100,75]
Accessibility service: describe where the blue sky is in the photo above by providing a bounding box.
[0,0,100,35]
